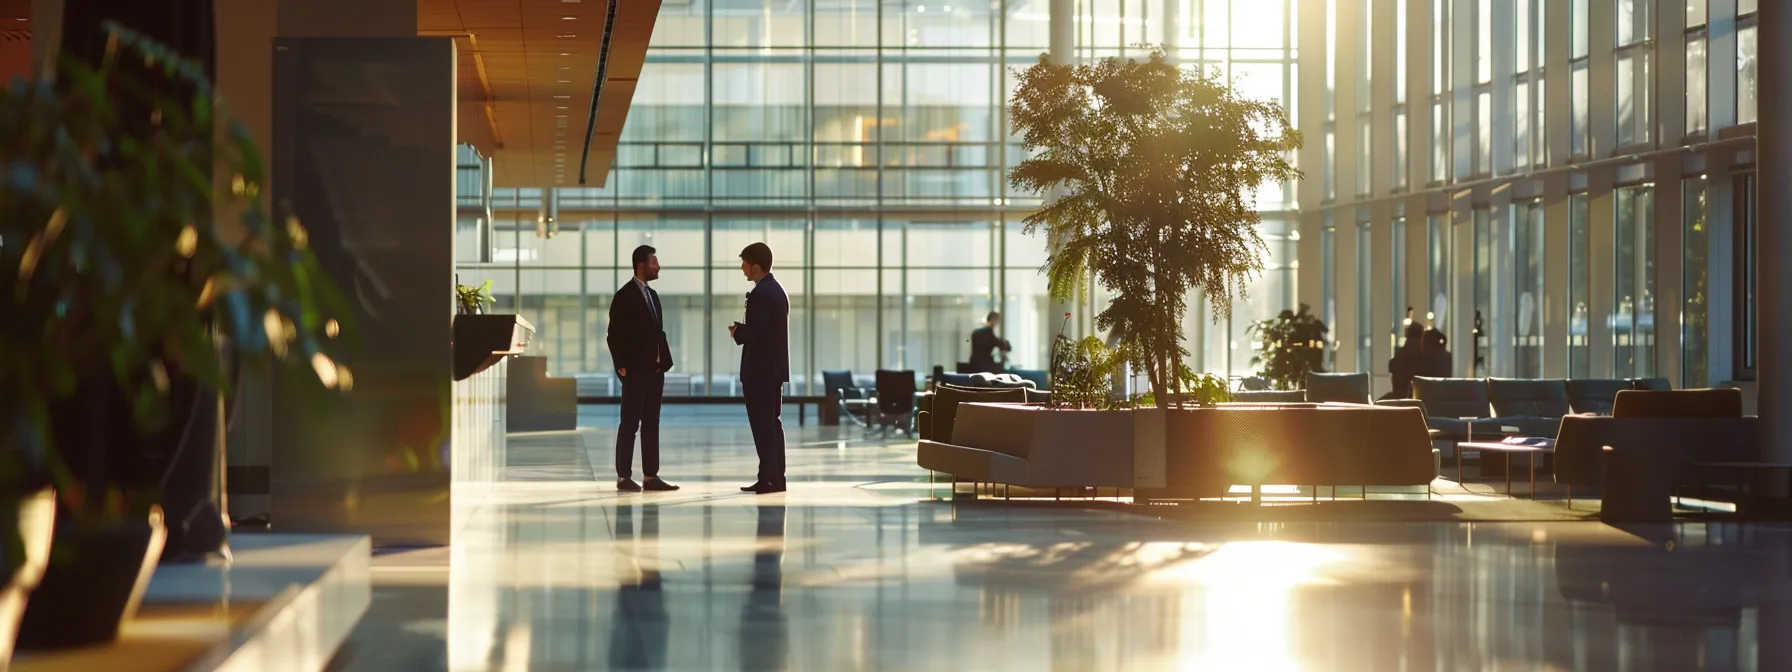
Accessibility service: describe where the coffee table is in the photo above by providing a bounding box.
[1456,439,1554,497]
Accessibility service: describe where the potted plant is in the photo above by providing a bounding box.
[0,23,353,650]
[1009,48,1302,409]
[1247,304,1330,391]
[456,278,496,315]
[1005,48,1299,496]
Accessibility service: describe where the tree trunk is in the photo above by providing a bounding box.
[60,0,229,564]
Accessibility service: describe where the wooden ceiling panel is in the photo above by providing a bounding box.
[591,79,634,136]
[422,0,658,188]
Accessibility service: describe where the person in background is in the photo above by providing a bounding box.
[1381,309,1426,400]
[730,242,791,495]
[968,311,1012,374]
[1417,325,1453,379]
[606,245,679,492]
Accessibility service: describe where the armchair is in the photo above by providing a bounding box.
[822,369,873,427]
[870,370,919,438]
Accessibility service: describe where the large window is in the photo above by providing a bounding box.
[1569,193,1591,378]
[1684,177,1709,388]
[1736,173,1758,379]
[1323,219,1338,371]
[457,0,1303,394]
[1514,200,1544,378]
[1357,220,1373,371]
[1685,2,1708,135]
[1472,208,1493,375]
[1428,214,1452,337]
[1391,214,1407,358]
[1738,2,1759,125]
[1614,184,1656,378]
[1570,0,1591,156]
[1614,0,1654,147]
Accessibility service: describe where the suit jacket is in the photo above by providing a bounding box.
[732,273,791,386]
[968,325,1010,373]
[607,279,672,375]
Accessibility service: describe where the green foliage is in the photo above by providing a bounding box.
[1131,366,1229,408]
[1048,334,1125,409]
[1247,303,1329,391]
[1008,48,1302,408]
[456,279,495,315]
[0,23,354,516]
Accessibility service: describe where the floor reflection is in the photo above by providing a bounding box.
[740,505,787,672]
[347,425,1792,671]
[608,502,667,670]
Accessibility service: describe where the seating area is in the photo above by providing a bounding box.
[917,401,1438,502]
[914,372,1777,518]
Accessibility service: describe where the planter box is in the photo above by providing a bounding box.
[923,402,1435,496]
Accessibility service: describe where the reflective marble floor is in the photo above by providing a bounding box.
[338,407,1792,671]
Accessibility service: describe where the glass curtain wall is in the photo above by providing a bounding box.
[1512,200,1544,378]
[1569,193,1591,378]
[1684,177,1709,388]
[1357,220,1372,371]
[1613,184,1656,378]
[458,0,1300,394]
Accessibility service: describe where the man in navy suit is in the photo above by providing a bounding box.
[607,245,679,492]
[729,242,790,494]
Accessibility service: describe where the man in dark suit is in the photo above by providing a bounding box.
[729,242,790,495]
[968,311,1012,374]
[606,245,679,492]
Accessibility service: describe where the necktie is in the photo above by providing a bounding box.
[640,282,659,325]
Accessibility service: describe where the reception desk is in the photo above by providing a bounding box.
[451,314,533,538]
[507,356,577,432]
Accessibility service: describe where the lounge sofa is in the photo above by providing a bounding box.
[1553,389,1758,492]
[1161,403,1436,496]
[917,403,1136,489]
[1406,376,1675,441]
[917,384,1030,443]
[1484,378,1571,437]
[917,402,1437,498]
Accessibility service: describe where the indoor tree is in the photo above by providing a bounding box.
[1008,48,1301,407]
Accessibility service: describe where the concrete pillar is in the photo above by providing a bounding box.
[1757,0,1791,463]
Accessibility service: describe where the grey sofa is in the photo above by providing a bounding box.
[1411,376,1497,439]
[1306,372,1371,405]
[1554,389,1757,491]
[918,402,1437,497]
[918,403,1136,489]
[1485,378,1571,437]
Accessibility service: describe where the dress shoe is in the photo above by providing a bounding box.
[617,477,642,492]
[741,481,765,492]
[643,477,680,492]
[750,480,787,495]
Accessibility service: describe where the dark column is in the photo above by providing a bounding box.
[1760,1,1792,470]
[270,37,458,546]
[57,0,231,563]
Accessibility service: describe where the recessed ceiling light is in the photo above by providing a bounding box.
[559,52,571,56]
[557,33,575,38]
[553,95,571,99]
[557,106,568,110]
[557,79,571,83]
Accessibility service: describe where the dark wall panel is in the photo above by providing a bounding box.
[271,37,457,545]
